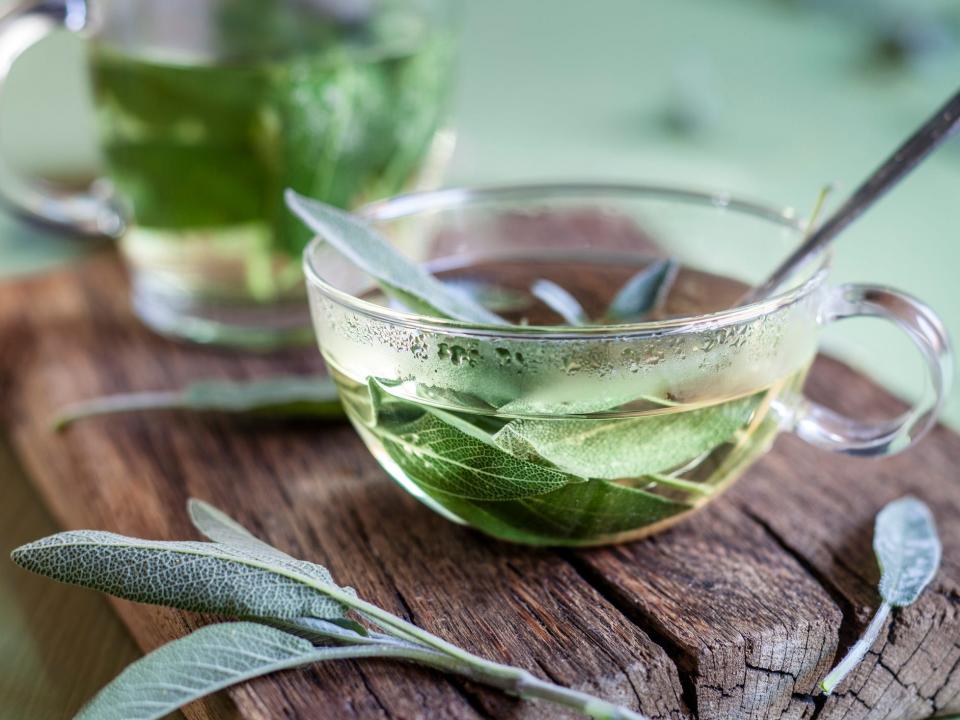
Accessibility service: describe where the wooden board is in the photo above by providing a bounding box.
[0,436,142,720]
[1,254,958,720]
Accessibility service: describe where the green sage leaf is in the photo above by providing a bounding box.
[268,616,374,645]
[368,403,588,501]
[362,378,590,500]
[15,501,651,720]
[74,622,406,720]
[54,376,344,430]
[285,190,506,324]
[605,258,679,322]
[530,279,588,325]
[493,395,759,479]
[11,531,351,621]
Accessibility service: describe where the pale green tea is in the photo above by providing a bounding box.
[90,4,453,307]
[324,256,813,546]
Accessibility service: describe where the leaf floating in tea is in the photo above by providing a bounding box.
[530,279,589,325]
[605,258,679,322]
[53,376,344,430]
[285,190,506,325]
[12,502,649,720]
[819,496,941,695]
[493,394,759,480]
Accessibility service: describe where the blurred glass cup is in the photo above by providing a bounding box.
[0,0,458,347]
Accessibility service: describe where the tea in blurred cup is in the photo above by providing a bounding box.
[0,0,457,347]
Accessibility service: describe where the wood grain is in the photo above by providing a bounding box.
[0,436,142,720]
[0,254,957,720]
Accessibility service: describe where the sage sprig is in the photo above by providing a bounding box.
[286,189,506,325]
[11,500,647,720]
[53,376,344,430]
[819,496,941,695]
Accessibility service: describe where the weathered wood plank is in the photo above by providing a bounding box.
[0,437,143,720]
[572,499,841,720]
[1,254,957,719]
[725,365,960,720]
[0,255,687,719]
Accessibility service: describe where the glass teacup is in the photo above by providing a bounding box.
[0,0,457,347]
[303,184,952,546]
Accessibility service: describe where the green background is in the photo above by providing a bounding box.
[2,0,957,428]
[0,2,958,714]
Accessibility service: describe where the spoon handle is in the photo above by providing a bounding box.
[745,88,960,303]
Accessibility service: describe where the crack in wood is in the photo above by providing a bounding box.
[737,507,858,720]
[562,552,698,719]
[741,506,859,654]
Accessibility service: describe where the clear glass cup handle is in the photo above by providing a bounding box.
[0,0,124,237]
[787,283,953,457]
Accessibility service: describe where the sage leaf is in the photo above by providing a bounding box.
[367,402,588,501]
[493,394,759,479]
[268,616,377,645]
[605,258,679,322]
[496,380,674,416]
[188,498,292,558]
[363,378,591,501]
[15,501,650,720]
[414,383,499,414]
[442,278,531,313]
[530,279,588,325]
[285,190,506,324]
[10,531,351,621]
[54,376,344,430]
[368,378,501,445]
[874,496,941,607]
[186,499,360,611]
[74,622,414,720]
[820,496,941,695]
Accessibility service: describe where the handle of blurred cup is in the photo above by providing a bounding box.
[789,283,952,456]
[0,0,124,238]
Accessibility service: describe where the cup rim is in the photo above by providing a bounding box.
[302,182,830,339]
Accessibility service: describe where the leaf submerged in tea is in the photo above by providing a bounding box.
[330,372,778,545]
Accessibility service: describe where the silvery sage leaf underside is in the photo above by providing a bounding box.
[13,501,651,720]
[74,622,405,720]
[11,531,350,621]
[874,495,942,607]
[820,496,941,695]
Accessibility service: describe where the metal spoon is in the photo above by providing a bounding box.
[742,87,960,304]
